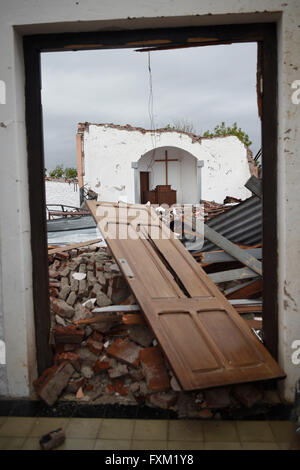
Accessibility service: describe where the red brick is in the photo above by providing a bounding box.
[50,297,74,319]
[139,347,170,391]
[93,360,111,374]
[204,387,232,409]
[54,252,70,261]
[114,379,128,396]
[49,269,60,279]
[49,286,59,297]
[49,281,61,288]
[107,383,115,394]
[54,352,80,371]
[92,331,104,343]
[34,361,74,406]
[53,325,85,344]
[54,343,80,354]
[232,384,264,407]
[106,338,141,368]
[87,337,103,356]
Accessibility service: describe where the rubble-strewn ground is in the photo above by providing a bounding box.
[33,244,283,419]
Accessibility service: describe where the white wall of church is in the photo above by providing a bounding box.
[81,124,252,204]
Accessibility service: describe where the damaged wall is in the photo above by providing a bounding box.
[0,0,299,403]
[79,123,252,204]
[45,180,80,208]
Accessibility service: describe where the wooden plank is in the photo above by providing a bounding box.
[86,200,284,391]
[185,224,262,276]
[48,238,102,255]
[195,248,262,265]
[209,267,259,283]
[225,279,262,299]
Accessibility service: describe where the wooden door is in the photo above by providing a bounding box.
[140,171,149,204]
[86,200,285,391]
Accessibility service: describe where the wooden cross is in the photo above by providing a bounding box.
[155,150,178,185]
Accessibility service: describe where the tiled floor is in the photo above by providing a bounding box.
[0,417,299,450]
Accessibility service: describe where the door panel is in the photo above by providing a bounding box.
[87,200,285,390]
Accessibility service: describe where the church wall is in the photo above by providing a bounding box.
[81,124,252,204]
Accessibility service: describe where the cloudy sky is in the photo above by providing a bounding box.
[41,42,260,171]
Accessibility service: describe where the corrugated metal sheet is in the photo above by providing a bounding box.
[187,195,262,252]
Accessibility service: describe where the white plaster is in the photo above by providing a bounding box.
[82,125,252,204]
[0,80,6,105]
[0,340,6,365]
[45,180,80,207]
[0,0,299,402]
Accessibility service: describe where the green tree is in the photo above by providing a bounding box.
[64,167,77,179]
[49,164,64,178]
[202,122,252,148]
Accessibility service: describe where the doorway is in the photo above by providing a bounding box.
[23,23,278,377]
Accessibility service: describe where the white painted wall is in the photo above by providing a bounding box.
[82,124,252,204]
[45,180,80,208]
[0,0,299,402]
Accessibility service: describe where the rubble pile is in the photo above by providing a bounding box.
[32,243,277,418]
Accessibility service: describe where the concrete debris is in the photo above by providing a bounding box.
[32,243,276,417]
[72,272,87,280]
[107,338,141,368]
[128,325,155,348]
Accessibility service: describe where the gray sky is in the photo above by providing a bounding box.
[41,42,260,171]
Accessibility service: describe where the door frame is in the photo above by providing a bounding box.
[23,23,278,374]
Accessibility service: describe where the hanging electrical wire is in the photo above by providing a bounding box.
[146,51,158,171]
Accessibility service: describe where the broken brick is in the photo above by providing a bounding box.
[108,363,128,379]
[93,360,111,374]
[49,286,59,297]
[66,376,86,394]
[232,383,264,408]
[49,281,61,288]
[50,297,74,319]
[58,285,71,301]
[54,352,80,371]
[96,291,113,307]
[92,331,104,343]
[204,387,232,409]
[128,325,155,347]
[87,337,103,356]
[66,291,77,307]
[147,391,177,409]
[53,325,85,344]
[106,338,142,368]
[114,379,128,396]
[49,269,60,279]
[139,347,170,391]
[54,252,70,261]
[34,362,74,406]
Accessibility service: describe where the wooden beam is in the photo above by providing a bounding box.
[185,225,262,276]
[209,267,259,283]
[225,279,262,299]
[48,238,102,255]
[196,248,262,265]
